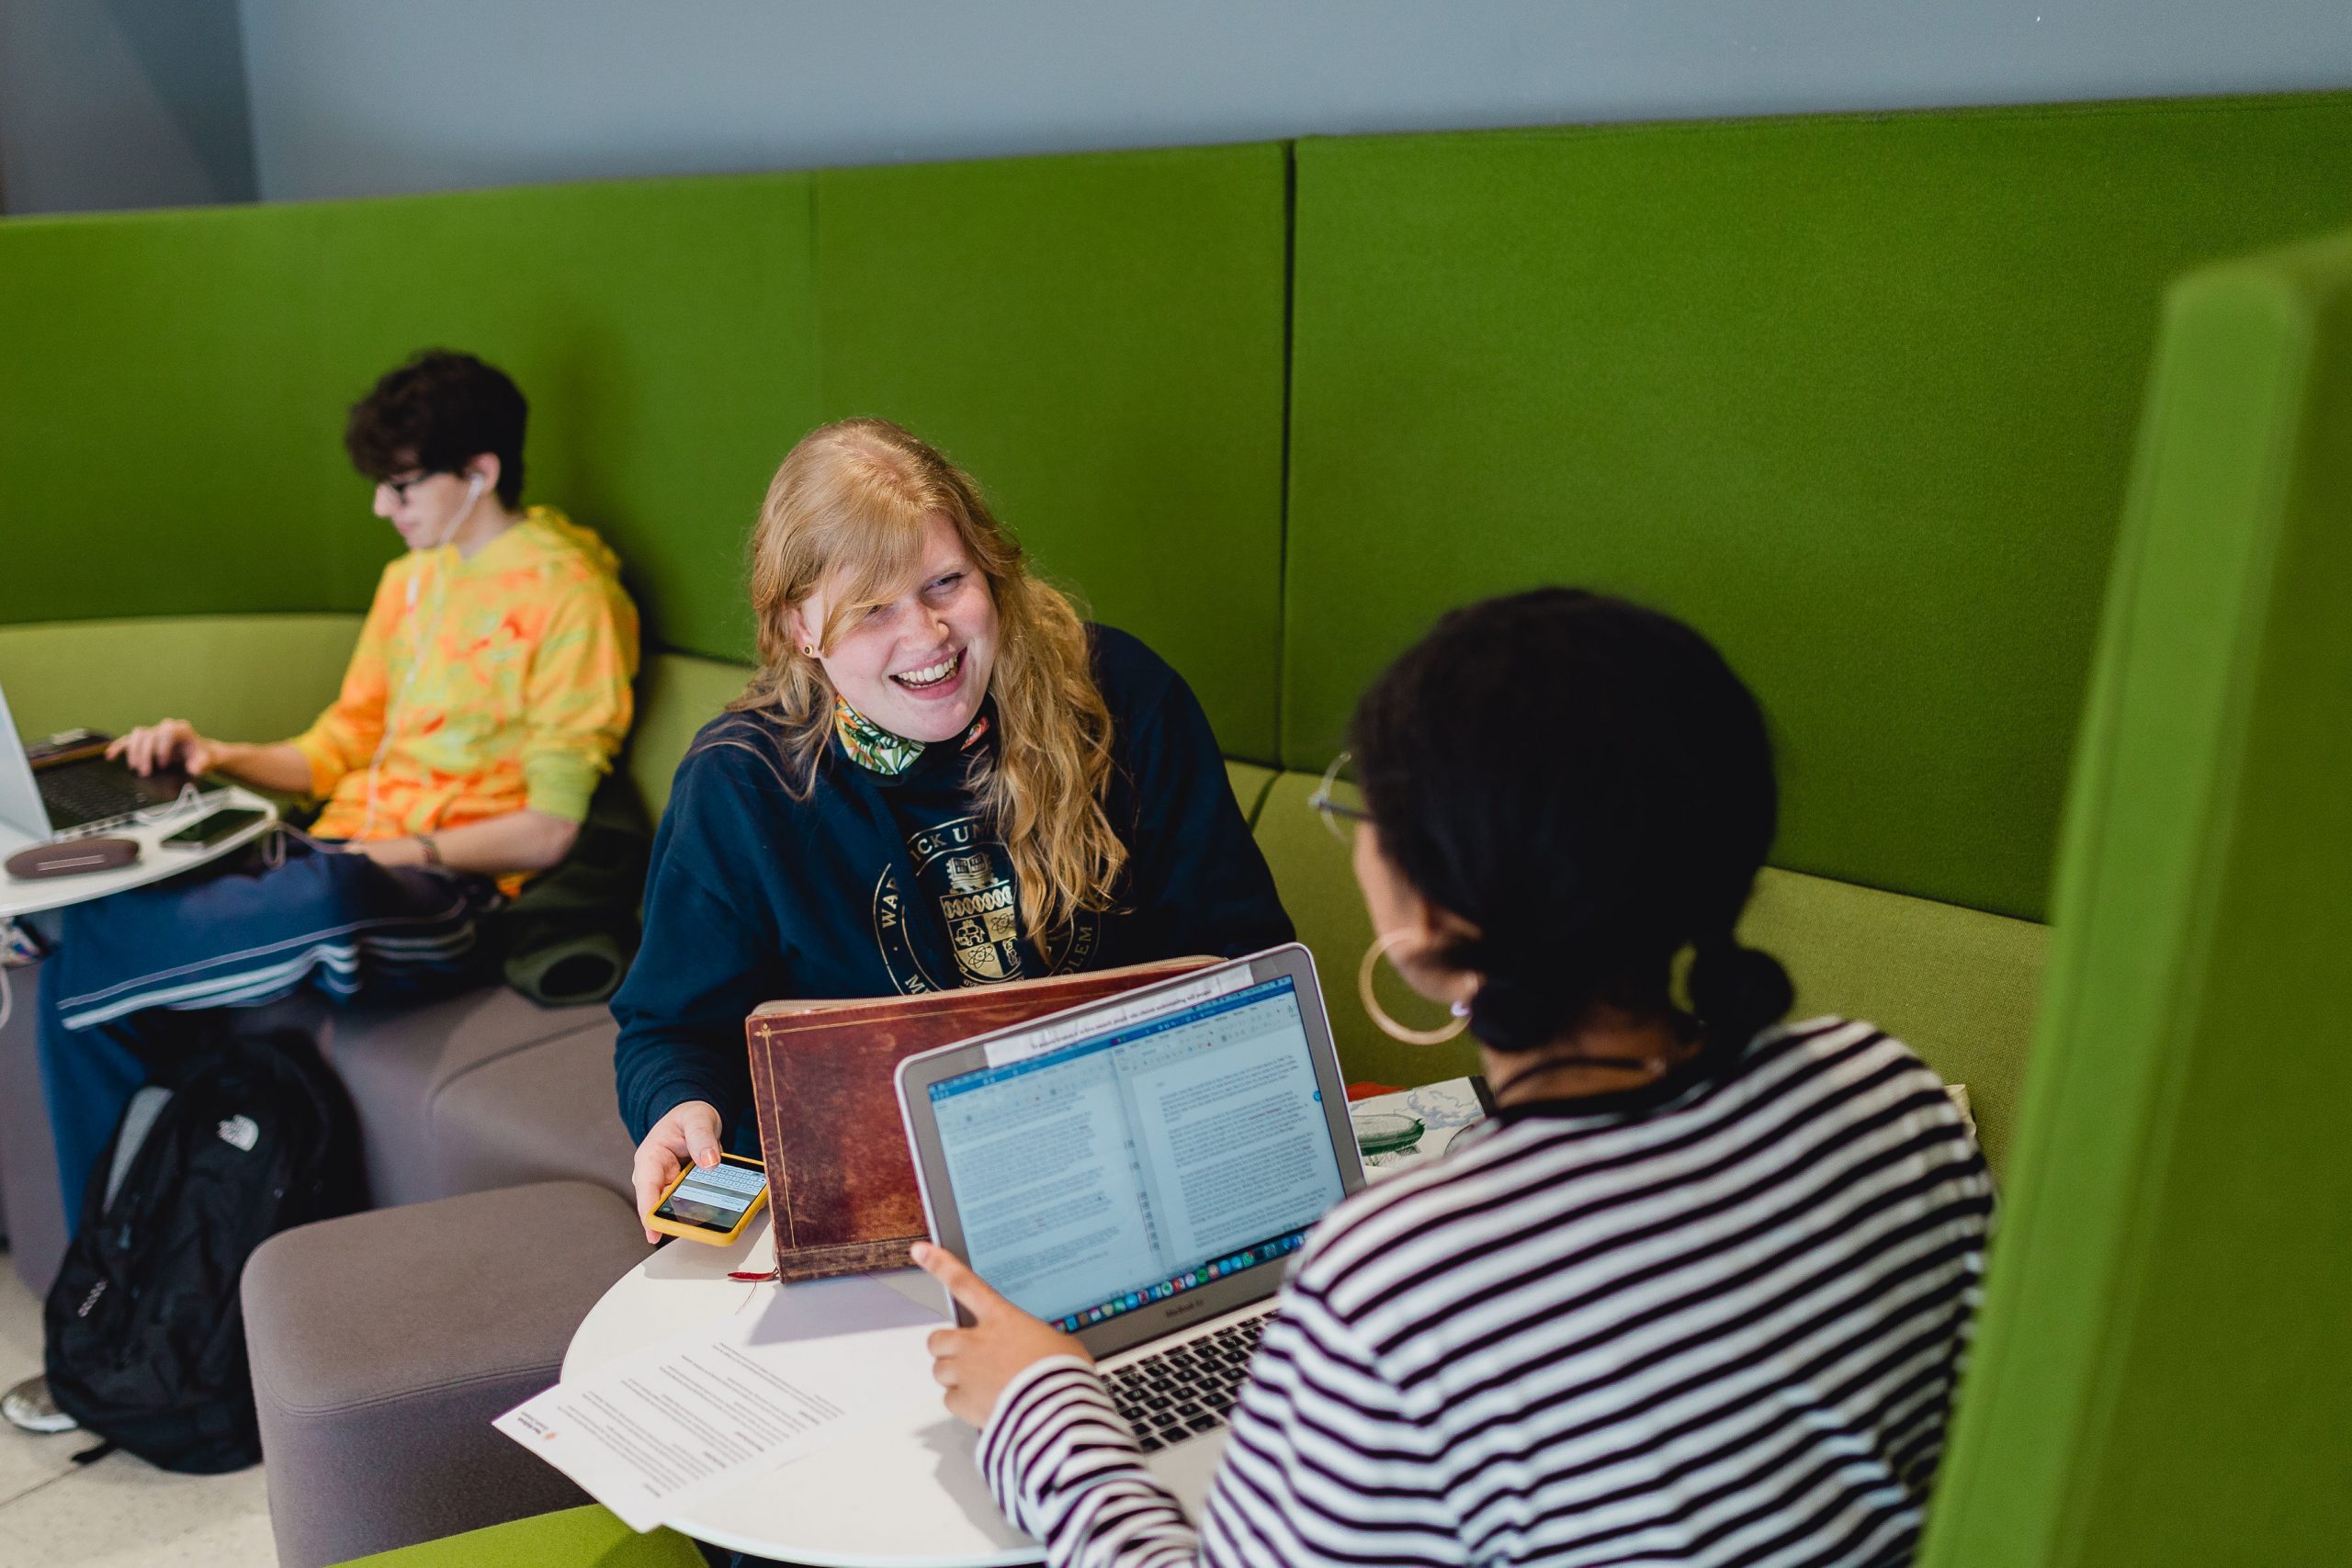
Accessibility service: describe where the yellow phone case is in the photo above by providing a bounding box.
[646,1153,770,1246]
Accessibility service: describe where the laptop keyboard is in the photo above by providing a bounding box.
[1103,1311,1271,1451]
[38,759,199,830]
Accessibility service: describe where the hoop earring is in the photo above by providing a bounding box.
[1358,930,1469,1045]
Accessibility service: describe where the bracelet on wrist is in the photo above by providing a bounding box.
[416,832,444,868]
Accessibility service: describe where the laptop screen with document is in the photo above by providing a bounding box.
[900,946,1363,1353]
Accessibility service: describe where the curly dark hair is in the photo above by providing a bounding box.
[1349,588,1792,1069]
[344,349,527,508]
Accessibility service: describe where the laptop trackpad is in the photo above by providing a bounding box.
[1148,1427,1228,1516]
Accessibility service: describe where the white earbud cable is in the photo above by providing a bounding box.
[358,475,485,842]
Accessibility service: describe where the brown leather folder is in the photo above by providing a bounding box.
[744,956,1217,1282]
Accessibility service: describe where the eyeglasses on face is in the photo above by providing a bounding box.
[378,470,442,502]
[1307,750,1372,843]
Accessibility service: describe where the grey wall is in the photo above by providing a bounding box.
[0,0,255,213]
[4,2,2348,213]
[239,0,2352,203]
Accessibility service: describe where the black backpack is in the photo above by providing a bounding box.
[43,1029,367,1472]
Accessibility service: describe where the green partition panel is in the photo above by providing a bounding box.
[1922,232,2352,1567]
[1287,93,2352,918]
[0,204,345,624]
[814,145,1290,761]
[300,176,819,660]
[0,175,819,661]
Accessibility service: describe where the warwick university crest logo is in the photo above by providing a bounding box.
[870,815,1099,995]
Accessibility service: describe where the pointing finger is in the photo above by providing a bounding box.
[912,1242,1008,1321]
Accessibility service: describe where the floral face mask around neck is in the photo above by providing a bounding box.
[831,695,989,776]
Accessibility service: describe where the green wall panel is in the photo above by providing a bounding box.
[1285,94,2352,917]
[0,205,333,624]
[298,176,819,660]
[0,175,819,662]
[814,144,1289,762]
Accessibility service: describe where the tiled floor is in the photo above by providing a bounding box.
[0,1259,276,1566]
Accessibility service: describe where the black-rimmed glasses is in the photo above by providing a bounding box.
[378,471,438,502]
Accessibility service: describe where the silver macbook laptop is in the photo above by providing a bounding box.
[0,680,222,844]
[897,943,1364,1510]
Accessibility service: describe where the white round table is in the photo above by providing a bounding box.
[564,1214,1044,1567]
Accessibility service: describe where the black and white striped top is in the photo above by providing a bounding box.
[978,1018,1995,1568]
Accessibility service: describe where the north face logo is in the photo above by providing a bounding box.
[216,1115,259,1152]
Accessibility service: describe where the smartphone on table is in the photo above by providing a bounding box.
[648,1152,770,1245]
[160,807,267,850]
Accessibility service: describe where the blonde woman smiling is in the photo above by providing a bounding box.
[614,419,1293,1236]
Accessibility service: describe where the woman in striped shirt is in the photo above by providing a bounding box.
[917,588,1994,1567]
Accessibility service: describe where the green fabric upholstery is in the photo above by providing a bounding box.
[624,652,753,818]
[0,614,361,744]
[332,1505,702,1567]
[1922,231,2352,1567]
[1739,866,2042,1173]
[1223,759,1276,828]
[0,176,820,659]
[1285,93,2352,919]
[815,146,1290,761]
[1250,769,2045,1172]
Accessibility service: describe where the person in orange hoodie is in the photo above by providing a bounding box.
[6,349,638,1435]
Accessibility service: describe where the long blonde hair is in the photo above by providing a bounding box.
[732,418,1126,951]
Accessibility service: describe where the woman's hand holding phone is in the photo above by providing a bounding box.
[633,1100,725,1244]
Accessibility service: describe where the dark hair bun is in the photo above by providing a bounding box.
[1687,938,1795,1063]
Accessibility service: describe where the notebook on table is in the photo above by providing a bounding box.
[743,956,1218,1283]
[894,942,1364,1511]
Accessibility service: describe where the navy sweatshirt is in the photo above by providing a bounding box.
[611,626,1295,1149]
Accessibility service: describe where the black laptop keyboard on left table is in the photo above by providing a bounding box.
[37,757,198,830]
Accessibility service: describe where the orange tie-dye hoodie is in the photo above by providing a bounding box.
[290,508,639,878]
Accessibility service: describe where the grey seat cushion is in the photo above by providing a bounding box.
[243,1180,652,1568]
[426,1021,637,1203]
[323,987,610,1208]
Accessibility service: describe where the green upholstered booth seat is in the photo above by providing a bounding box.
[333,1505,702,1567]
[0,616,2044,1174]
[1223,758,1277,828]
[623,649,752,818]
[1922,230,2352,1568]
[1248,769,2045,1173]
